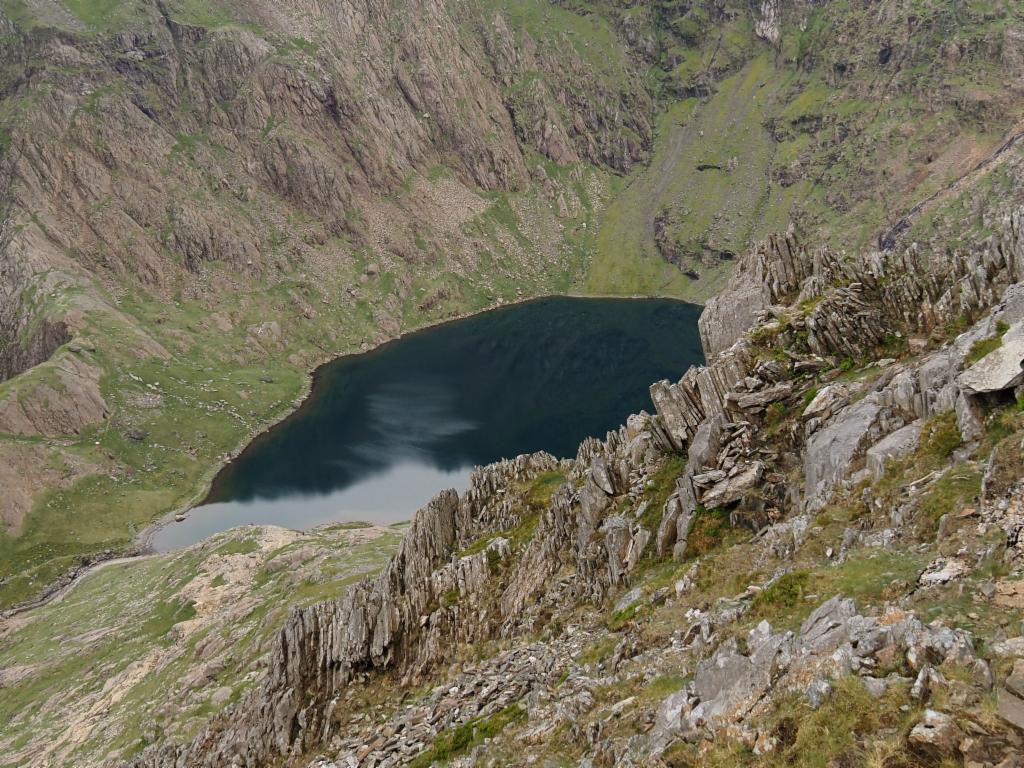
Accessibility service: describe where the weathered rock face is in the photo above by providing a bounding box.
[0,353,109,436]
[959,320,1024,395]
[698,230,810,359]
[0,0,656,424]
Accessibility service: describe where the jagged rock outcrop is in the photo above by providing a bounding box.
[129,454,560,767]
[651,596,985,749]
[698,230,810,359]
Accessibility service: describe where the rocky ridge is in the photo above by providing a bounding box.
[124,185,1024,766]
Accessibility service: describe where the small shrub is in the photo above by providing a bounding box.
[802,386,820,409]
[608,602,641,631]
[440,587,460,608]
[764,401,789,430]
[752,570,811,615]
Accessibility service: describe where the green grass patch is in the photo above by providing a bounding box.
[214,536,259,556]
[140,598,196,641]
[639,455,686,533]
[525,471,566,510]
[751,570,811,617]
[917,464,982,528]
[917,410,962,462]
[685,506,731,559]
[579,635,618,666]
[409,704,525,768]
[966,320,1010,365]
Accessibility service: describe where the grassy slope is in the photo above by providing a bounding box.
[587,53,799,299]
[0,523,402,766]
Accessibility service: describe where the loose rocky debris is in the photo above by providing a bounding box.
[315,637,587,768]
[650,596,986,750]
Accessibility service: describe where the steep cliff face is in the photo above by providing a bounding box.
[1,0,1023,700]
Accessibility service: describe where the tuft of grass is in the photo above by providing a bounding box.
[917,411,962,462]
[408,704,525,768]
[140,599,196,641]
[965,320,1010,365]
[579,635,618,666]
[685,506,731,559]
[751,570,811,617]
[525,471,566,510]
[639,455,687,533]
[608,602,641,632]
[918,465,982,529]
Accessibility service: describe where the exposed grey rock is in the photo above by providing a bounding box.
[804,395,898,511]
[918,558,970,587]
[797,596,858,654]
[998,688,1024,730]
[908,710,962,756]
[958,320,1024,395]
[613,587,644,615]
[1005,659,1024,699]
[805,678,832,710]
[726,382,793,412]
[700,461,765,508]
[866,420,922,481]
[802,383,850,422]
[699,229,810,359]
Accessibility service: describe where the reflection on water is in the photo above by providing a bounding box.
[151,297,705,551]
[151,463,474,551]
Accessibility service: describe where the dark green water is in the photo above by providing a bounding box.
[152,297,704,550]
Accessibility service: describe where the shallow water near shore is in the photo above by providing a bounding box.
[152,297,704,551]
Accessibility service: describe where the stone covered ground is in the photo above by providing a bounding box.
[0,524,402,767]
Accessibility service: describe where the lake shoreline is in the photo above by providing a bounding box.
[6,291,704,619]
[141,290,704,550]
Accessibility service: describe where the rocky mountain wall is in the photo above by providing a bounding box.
[0,0,655,383]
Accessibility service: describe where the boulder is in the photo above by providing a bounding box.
[908,710,962,756]
[958,321,1024,395]
[700,461,765,508]
[1005,659,1024,699]
[998,688,1024,731]
[727,382,793,413]
[802,383,850,421]
[798,596,857,654]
